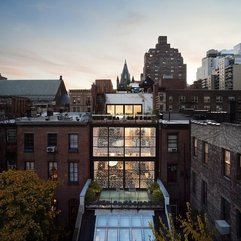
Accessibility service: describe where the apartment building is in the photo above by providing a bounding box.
[16,113,91,225]
[142,36,187,89]
[190,121,241,241]
[196,44,241,90]
[69,89,92,112]
[154,89,241,123]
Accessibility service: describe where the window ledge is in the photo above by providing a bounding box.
[68,181,79,185]
[68,149,79,153]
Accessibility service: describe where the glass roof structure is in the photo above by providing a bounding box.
[93,210,154,241]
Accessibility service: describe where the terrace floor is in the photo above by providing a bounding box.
[99,189,149,202]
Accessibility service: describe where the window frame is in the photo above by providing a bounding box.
[25,161,35,170]
[192,171,196,195]
[223,149,231,178]
[47,133,57,147]
[69,162,79,183]
[68,134,79,152]
[7,128,17,144]
[48,161,58,180]
[192,96,198,102]
[201,180,207,208]
[203,142,208,164]
[167,134,178,152]
[221,196,231,224]
[24,133,34,152]
[193,137,198,156]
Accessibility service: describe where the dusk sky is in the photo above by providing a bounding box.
[1,0,241,90]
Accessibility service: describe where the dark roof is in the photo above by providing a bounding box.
[0,79,65,101]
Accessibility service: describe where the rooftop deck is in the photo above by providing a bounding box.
[86,189,164,210]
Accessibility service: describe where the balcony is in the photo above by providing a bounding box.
[91,114,158,123]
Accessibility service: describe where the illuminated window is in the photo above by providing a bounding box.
[223,150,231,178]
[49,161,58,180]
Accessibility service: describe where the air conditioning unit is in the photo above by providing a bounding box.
[46,146,57,153]
[168,148,177,152]
[215,220,230,235]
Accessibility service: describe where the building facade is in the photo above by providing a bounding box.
[16,114,91,225]
[142,36,186,89]
[0,76,69,113]
[196,44,241,90]
[159,120,190,215]
[190,121,241,241]
[0,96,31,119]
[69,89,92,112]
[155,89,241,123]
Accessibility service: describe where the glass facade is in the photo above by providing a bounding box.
[93,127,156,157]
[93,126,156,189]
[106,104,142,116]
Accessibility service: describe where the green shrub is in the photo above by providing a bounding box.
[148,181,160,193]
[151,189,163,204]
[89,181,102,193]
[85,188,96,204]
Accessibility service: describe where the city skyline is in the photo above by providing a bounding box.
[1,0,241,90]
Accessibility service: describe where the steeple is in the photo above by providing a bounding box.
[117,60,131,91]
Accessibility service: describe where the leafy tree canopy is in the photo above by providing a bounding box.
[151,203,214,241]
[0,170,58,241]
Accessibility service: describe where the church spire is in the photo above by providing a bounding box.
[117,60,131,91]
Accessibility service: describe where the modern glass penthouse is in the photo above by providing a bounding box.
[92,124,157,189]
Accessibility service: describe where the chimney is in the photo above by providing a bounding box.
[60,75,63,80]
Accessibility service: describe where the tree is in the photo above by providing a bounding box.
[151,203,214,241]
[0,170,58,241]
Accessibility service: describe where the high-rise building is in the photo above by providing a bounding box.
[142,36,187,89]
[196,44,241,90]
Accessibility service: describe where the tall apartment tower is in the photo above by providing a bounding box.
[142,36,187,89]
[196,43,241,90]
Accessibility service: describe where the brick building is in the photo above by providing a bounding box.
[191,121,241,241]
[0,121,17,172]
[154,89,241,123]
[15,113,91,225]
[0,96,31,119]
[69,89,92,112]
[159,120,190,215]
[0,110,191,232]
[142,36,187,89]
[91,79,114,114]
